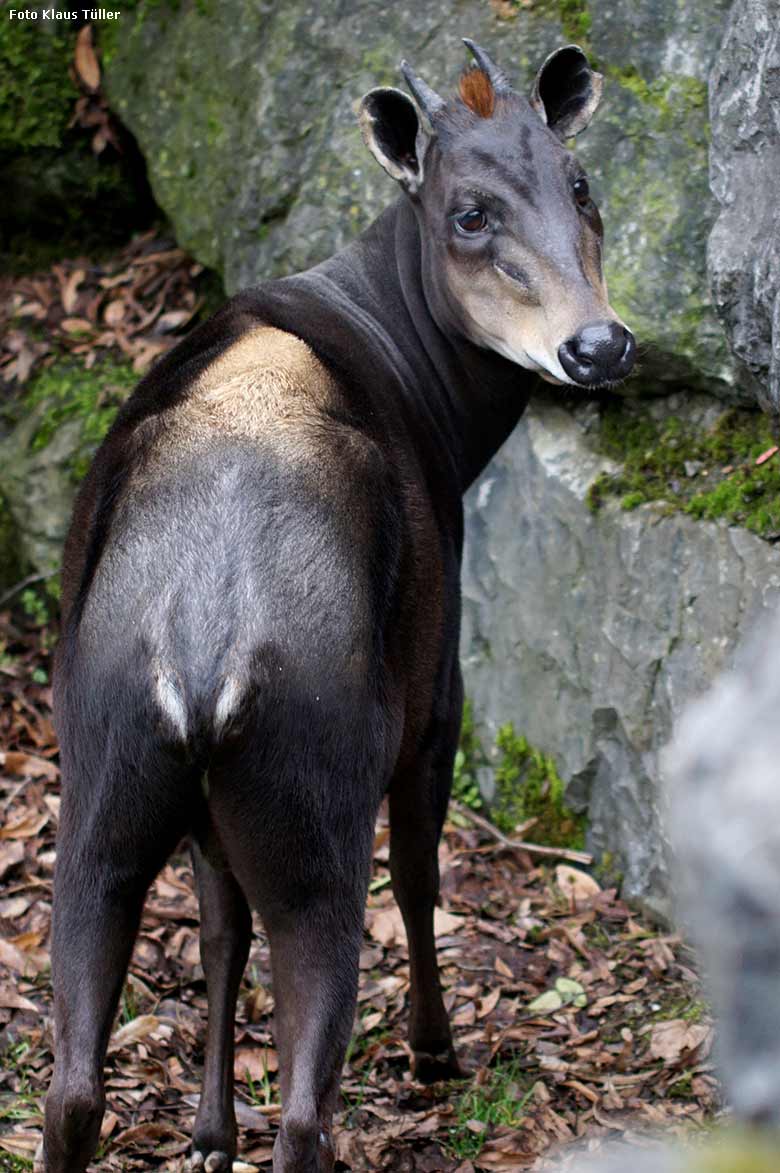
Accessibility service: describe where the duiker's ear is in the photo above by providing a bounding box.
[359,88,431,194]
[530,45,603,139]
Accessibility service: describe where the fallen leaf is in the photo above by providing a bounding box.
[234,1045,279,1083]
[434,907,464,937]
[647,1019,711,1065]
[74,25,101,90]
[0,841,24,880]
[61,268,85,314]
[1,751,59,781]
[0,809,49,839]
[108,1014,162,1053]
[555,864,601,905]
[369,906,405,948]
[0,983,38,1013]
[60,317,93,335]
[527,989,563,1014]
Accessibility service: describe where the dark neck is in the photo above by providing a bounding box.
[309,197,534,493]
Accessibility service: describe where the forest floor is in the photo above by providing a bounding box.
[0,600,720,1172]
[0,237,720,1171]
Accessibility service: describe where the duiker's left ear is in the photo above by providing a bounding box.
[530,45,603,139]
[359,88,431,194]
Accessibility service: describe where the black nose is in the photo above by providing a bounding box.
[558,320,636,386]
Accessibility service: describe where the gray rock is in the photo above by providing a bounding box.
[708,0,780,415]
[0,408,81,578]
[102,0,741,396]
[461,393,780,920]
[667,607,780,1124]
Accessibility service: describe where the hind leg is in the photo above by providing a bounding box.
[205,746,379,1173]
[42,744,192,1173]
[267,898,366,1172]
[389,668,463,1082]
[187,841,252,1172]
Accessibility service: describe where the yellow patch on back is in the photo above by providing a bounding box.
[187,326,339,437]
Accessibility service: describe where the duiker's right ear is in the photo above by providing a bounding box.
[359,88,431,194]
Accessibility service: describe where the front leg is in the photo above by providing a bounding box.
[388,674,464,1083]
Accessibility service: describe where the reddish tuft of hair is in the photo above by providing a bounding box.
[459,66,496,118]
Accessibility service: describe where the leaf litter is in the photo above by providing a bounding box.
[0,230,208,389]
[0,242,720,1169]
[0,603,720,1171]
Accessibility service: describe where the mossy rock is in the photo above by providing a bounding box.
[0,10,156,272]
[102,0,742,397]
[454,704,586,851]
[586,393,780,539]
[0,359,137,577]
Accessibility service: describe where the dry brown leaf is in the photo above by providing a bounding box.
[0,937,47,975]
[1,751,59,781]
[108,1014,162,1053]
[112,1122,188,1149]
[477,987,502,1019]
[368,906,405,947]
[555,865,601,906]
[647,1019,712,1065]
[103,299,126,326]
[234,1045,279,1083]
[0,1132,41,1157]
[0,809,49,839]
[494,955,514,980]
[0,840,24,880]
[60,316,93,334]
[434,907,465,937]
[0,982,38,1012]
[245,984,273,1021]
[74,25,101,91]
[61,268,85,314]
[156,308,193,333]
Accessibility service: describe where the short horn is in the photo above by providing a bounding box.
[399,59,446,124]
[462,38,511,94]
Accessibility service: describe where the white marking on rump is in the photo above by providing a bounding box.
[214,675,243,732]
[154,665,188,739]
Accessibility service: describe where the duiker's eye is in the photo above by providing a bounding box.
[454,209,489,234]
[573,177,590,207]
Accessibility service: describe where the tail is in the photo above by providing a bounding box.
[152,661,248,746]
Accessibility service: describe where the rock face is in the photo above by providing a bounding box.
[461,394,780,920]
[669,608,780,1123]
[708,0,780,414]
[103,0,741,395]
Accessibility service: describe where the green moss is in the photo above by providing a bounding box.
[651,991,708,1024]
[446,1058,534,1160]
[587,398,780,540]
[24,359,137,483]
[556,0,593,50]
[453,700,485,812]
[492,724,586,849]
[452,707,585,849]
[606,66,707,123]
[592,850,623,891]
[0,11,158,274]
[534,0,594,55]
[0,20,78,151]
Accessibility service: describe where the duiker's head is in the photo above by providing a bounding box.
[359,40,635,388]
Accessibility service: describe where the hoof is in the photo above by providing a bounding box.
[185,1152,231,1172]
[412,1046,464,1084]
